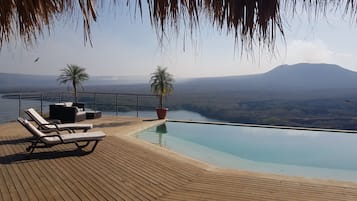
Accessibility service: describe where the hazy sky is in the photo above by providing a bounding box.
[1,5,357,78]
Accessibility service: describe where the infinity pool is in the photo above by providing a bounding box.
[136,121,357,182]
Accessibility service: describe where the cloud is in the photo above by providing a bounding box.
[285,40,353,66]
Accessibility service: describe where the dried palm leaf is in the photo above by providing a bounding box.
[0,0,356,53]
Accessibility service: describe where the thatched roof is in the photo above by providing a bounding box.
[1,0,356,51]
[0,0,96,47]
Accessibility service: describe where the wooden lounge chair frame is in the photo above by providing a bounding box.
[25,108,92,133]
[17,117,105,155]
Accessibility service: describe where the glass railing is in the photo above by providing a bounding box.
[1,92,158,122]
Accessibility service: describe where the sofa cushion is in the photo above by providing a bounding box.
[74,107,84,112]
[64,102,73,107]
[77,111,86,116]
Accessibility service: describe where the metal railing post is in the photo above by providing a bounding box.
[94,93,97,111]
[40,93,43,115]
[18,94,22,117]
[116,94,118,116]
[136,95,139,118]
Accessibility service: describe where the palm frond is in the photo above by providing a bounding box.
[150,66,174,97]
[1,0,357,52]
[57,65,89,88]
[57,64,89,102]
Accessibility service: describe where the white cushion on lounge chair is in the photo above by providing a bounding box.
[27,108,48,125]
[22,119,46,137]
[19,118,106,145]
[45,123,93,130]
[42,132,106,145]
[25,108,93,131]
[18,117,105,154]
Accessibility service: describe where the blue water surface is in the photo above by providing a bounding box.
[136,121,357,182]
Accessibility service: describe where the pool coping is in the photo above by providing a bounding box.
[168,119,357,134]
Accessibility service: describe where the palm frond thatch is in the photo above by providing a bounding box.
[1,0,356,52]
[0,0,96,47]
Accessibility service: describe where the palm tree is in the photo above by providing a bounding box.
[150,66,174,109]
[57,64,89,103]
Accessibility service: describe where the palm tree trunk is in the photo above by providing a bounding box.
[159,95,163,108]
[73,81,77,103]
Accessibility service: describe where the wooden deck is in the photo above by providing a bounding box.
[1,116,357,200]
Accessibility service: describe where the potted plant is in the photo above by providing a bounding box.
[150,66,174,119]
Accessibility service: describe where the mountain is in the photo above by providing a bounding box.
[2,63,357,93]
[257,63,357,90]
[0,73,58,89]
[180,63,357,92]
[0,73,148,90]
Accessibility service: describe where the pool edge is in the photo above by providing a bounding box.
[168,119,357,134]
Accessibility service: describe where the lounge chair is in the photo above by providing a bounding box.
[25,108,93,133]
[17,117,106,155]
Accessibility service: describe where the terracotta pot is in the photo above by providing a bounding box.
[156,108,168,119]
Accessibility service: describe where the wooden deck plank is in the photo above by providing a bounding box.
[0,137,14,201]
[159,170,357,201]
[49,155,101,201]
[26,153,76,201]
[71,139,195,200]
[4,136,35,201]
[77,153,159,200]
[2,117,357,201]
[14,165,40,201]
[49,147,114,201]
[10,137,80,201]
[0,166,12,201]
[24,157,62,200]
[6,142,34,201]
[1,166,22,201]
[61,153,139,201]
[98,139,204,197]
[65,145,149,201]
[4,137,47,201]
[1,136,23,201]
[17,162,47,201]
[93,141,198,192]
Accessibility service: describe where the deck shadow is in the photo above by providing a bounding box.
[0,137,32,145]
[0,150,90,164]
[0,145,90,164]
[94,121,134,128]
[143,119,159,122]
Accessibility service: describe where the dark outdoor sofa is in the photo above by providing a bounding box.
[49,102,87,123]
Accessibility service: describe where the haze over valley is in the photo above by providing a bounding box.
[2,63,357,130]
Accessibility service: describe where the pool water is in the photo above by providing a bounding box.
[136,121,357,182]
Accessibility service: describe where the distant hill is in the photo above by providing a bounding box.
[2,63,357,94]
[0,73,58,89]
[258,63,357,90]
[180,63,357,92]
[0,73,148,90]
